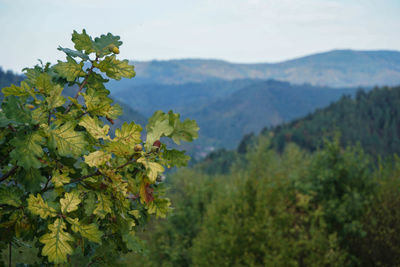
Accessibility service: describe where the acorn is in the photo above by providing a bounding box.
[134,144,143,152]
[153,140,161,148]
[108,44,120,54]
[112,46,120,54]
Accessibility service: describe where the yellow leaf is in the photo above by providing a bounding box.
[66,217,103,244]
[137,157,165,183]
[60,190,81,214]
[84,151,111,167]
[27,194,57,219]
[51,171,70,188]
[93,192,112,219]
[79,115,111,140]
[39,218,74,264]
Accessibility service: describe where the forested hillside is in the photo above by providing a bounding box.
[126,85,400,266]
[199,85,400,174]
[264,86,400,158]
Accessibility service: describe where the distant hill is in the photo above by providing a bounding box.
[0,67,24,90]
[127,50,400,88]
[113,79,261,116]
[185,80,356,151]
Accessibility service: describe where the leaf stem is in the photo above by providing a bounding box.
[64,58,97,114]
[41,158,137,193]
[0,166,18,183]
[8,241,11,267]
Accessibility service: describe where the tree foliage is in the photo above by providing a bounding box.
[0,30,199,265]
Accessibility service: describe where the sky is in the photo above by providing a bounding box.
[0,0,399,72]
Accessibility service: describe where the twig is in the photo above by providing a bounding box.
[8,241,11,267]
[48,110,52,125]
[40,158,138,193]
[40,176,52,193]
[0,166,18,183]
[64,60,97,114]
[116,158,137,170]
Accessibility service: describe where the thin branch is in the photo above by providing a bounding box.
[41,170,101,193]
[0,166,18,183]
[0,152,10,165]
[116,158,137,170]
[47,111,52,125]
[40,158,138,193]
[64,60,97,114]
[8,241,11,267]
[40,176,52,193]
[7,125,16,132]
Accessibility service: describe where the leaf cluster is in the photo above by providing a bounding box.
[0,30,199,265]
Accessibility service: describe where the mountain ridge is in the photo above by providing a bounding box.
[127,49,400,88]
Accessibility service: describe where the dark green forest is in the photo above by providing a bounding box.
[125,85,400,266]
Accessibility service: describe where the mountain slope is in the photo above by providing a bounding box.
[187,80,356,150]
[128,50,400,88]
[261,86,400,158]
[112,79,261,116]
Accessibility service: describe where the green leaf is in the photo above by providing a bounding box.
[86,72,109,91]
[146,111,173,149]
[122,230,144,251]
[35,73,53,94]
[114,122,142,149]
[137,157,165,183]
[0,185,23,207]
[48,122,87,157]
[66,217,103,244]
[2,81,32,97]
[60,190,81,214]
[163,149,191,167]
[168,112,199,144]
[32,105,48,124]
[95,55,135,80]
[79,115,111,140]
[18,168,46,193]
[2,96,32,124]
[39,218,74,264]
[23,66,42,87]
[84,192,97,217]
[46,84,65,109]
[147,198,171,218]
[106,141,132,157]
[93,32,122,57]
[93,192,112,219]
[51,171,70,188]
[83,87,112,116]
[10,131,45,169]
[107,103,123,119]
[27,194,57,219]
[84,151,111,167]
[58,46,90,60]
[53,56,86,82]
[71,29,94,54]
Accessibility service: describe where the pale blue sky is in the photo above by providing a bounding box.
[0,0,399,72]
